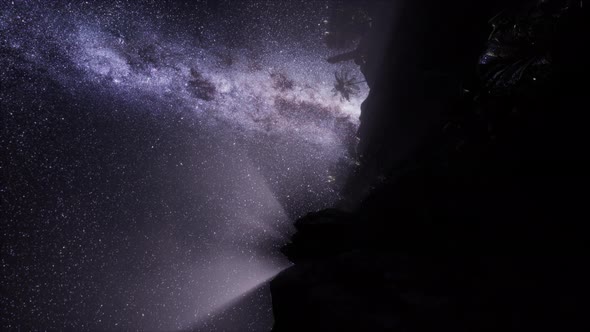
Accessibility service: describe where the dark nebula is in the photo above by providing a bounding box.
[1,1,367,330]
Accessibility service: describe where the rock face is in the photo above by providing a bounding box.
[271,1,590,331]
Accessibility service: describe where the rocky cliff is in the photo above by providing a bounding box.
[271,1,590,331]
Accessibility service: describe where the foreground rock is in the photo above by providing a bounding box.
[271,1,590,331]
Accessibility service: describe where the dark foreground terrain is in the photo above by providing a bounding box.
[271,1,590,331]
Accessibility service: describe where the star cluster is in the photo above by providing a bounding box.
[1,1,367,331]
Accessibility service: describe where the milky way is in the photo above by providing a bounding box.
[1,1,367,331]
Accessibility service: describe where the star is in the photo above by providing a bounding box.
[0,1,368,331]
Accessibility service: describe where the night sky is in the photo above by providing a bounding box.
[1,0,367,331]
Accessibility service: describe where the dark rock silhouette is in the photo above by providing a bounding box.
[271,1,590,331]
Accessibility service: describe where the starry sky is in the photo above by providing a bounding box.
[1,0,367,331]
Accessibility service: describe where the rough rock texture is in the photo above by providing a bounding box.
[271,1,590,331]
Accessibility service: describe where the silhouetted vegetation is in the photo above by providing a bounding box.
[332,69,361,101]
